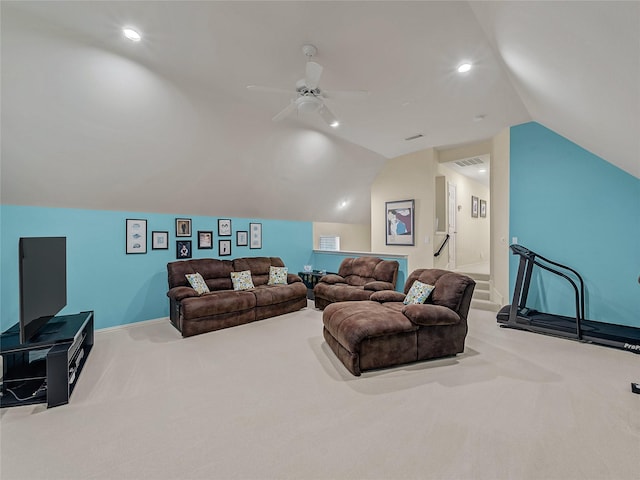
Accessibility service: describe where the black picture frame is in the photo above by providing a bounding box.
[126,219,147,254]
[198,231,213,249]
[176,240,192,259]
[218,219,232,236]
[236,230,248,247]
[176,218,192,237]
[152,231,169,250]
[249,223,262,249]
[385,200,415,246]
[480,199,487,218]
[219,239,232,256]
[471,196,479,218]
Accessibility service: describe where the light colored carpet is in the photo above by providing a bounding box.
[1,301,639,479]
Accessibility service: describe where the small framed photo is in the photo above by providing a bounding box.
[152,231,169,250]
[480,199,487,218]
[126,219,147,254]
[198,231,213,249]
[250,223,262,249]
[236,230,248,247]
[176,240,192,259]
[471,196,479,218]
[218,219,232,236]
[385,200,414,246]
[176,218,192,237]
[219,239,232,256]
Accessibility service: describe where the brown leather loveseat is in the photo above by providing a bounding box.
[167,257,307,337]
[322,269,475,376]
[313,257,400,310]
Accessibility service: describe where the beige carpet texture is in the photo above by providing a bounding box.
[1,301,639,479]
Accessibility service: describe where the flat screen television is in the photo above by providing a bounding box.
[19,237,67,343]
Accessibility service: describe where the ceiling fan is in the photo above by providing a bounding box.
[247,44,368,128]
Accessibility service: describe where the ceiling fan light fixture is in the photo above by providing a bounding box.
[295,96,322,114]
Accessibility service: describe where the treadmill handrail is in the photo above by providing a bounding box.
[509,244,586,338]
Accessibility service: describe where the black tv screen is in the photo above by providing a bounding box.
[19,237,67,343]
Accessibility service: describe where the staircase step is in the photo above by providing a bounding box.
[460,272,490,282]
[471,298,501,312]
[473,290,490,301]
[474,280,490,291]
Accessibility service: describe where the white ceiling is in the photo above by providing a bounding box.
[2,1,638,224]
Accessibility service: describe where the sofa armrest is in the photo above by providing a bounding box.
[167,286,199,302]
[287,273,303,284]
[363,281,395,292]
[402,304,460,326]
[370,290,407,303]
[320,274,346,284]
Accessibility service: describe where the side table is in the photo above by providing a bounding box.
[298,271,328,300]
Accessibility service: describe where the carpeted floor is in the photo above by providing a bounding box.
[1,301,639,479]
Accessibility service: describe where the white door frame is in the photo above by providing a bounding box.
[447,181,457,269]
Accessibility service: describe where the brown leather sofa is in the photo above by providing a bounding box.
[322,269,475,376]
[313,257,400,310]
[167,257,307,337]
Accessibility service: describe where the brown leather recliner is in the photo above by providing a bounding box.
[313,257,399,310]
[322,269,475,376]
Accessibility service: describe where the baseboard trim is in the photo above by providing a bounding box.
[96,317,168,335]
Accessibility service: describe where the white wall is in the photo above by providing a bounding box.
[491,128,510,305]
[371,149,437,272]
[312,222,371,251]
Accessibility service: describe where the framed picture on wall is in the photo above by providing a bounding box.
[250,223,262,249]
[385,200,414,246]
[480,199,487,218]
[198,231,213,249]
[236,230,248,247]
[471,196,479,218]
[176,240,192,259]
[126,219,147,254]
[152,231,169,250]
[176,218,192,237]
[219,239,232,256]
[218,219,232,236]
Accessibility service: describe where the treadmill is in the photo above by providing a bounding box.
[497,244,640,354]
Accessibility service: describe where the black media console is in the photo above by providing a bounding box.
[1,311,94,408]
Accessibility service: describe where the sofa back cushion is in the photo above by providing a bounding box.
[337,257,399,287]
[232,257,285,286]
[403,269,475,315]
[167,259,234,291]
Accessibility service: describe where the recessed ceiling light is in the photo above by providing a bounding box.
[473,114,486,122]
[478,169,487,173]
[330,120,340,128]
[123,27,141,42]
[457,63,472,73]
[339,200,348,209]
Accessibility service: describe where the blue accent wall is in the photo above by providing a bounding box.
[510,122,640,327]
[0,205,312,331]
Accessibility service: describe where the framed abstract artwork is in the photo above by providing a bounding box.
[198,231,213,249]
[480,199,487,218]
[152,231,169,250]
[218,219,232,236]
[236,230,248,247]
[471,196,479,218]
[219,239,232,256]
[385,200,414,246]
[126,219,147,254]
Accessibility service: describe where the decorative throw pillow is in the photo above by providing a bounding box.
[268,266,288,285]
[231,270,255,291]
[185,273,210,295]
[403,280,435,305]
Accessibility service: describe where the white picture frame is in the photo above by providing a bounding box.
[250,223,262,249]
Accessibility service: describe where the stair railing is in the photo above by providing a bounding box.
[434,234,450,257]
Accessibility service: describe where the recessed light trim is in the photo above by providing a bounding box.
[330,120,340,128]
[123,27,141,42]
[457,63,472,73]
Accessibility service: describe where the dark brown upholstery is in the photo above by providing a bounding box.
[167,257,306,337]
[313,257,399,309]
[322,269,475,375]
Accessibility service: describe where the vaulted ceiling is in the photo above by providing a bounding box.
[2,1,638,224]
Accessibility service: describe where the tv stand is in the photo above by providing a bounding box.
[1,311,94,408]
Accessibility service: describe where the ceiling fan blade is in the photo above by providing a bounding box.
[319,103,340,128]
[247,85,291,95]
[272,101,297,122]
[323,89,370,99]
[305,61,323,89]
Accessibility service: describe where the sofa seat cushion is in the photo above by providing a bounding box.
[253,282,307,306]
[323,301,417,354]
[314,283,373,303]
[181,290,256,320]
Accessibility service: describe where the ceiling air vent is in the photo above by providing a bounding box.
[455,157,484,167]
[404,134,424,141]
